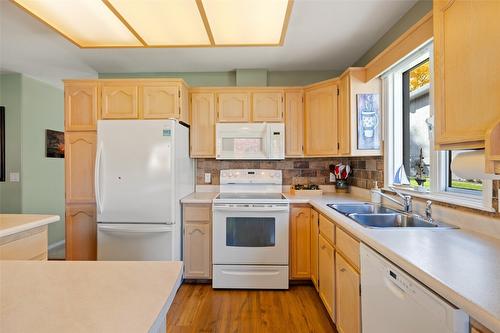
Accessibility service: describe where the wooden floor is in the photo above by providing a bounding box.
[167,283,337,333]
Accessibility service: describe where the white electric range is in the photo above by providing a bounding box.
[212,169,290,289]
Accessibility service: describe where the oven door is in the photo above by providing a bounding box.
[213,204,289,265]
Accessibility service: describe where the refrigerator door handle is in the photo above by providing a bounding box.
[95,142,104,214]
[98,224,173,233]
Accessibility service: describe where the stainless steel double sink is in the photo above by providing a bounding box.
[328,203,456,229]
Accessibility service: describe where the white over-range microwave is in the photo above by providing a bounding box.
[215,123,285,160]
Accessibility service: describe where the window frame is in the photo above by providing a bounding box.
[382,42,495,212]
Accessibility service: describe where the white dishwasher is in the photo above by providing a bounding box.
[360,244,469,333]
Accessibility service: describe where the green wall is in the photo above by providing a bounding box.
[20,76,65,245]
[353,0,432,67]
[99,69,341,86]
[0,74,22,213]
[0,74,65,246]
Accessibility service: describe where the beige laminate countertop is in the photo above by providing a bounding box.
[0,260,183,333]
[182,191,500,332]
[0,214,60,237]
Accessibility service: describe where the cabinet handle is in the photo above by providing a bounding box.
[340,268,346,272]
[320,245,326,250]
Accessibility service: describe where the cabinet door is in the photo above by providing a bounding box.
[305,84,338,156]
[184,223,211,278]
[319,234,335,321]
[290,207,311,279]
[285,91,304,157]
[190,93,216,157]
[65,132,96,204]
[434,0,500,148]
[101,83,139,119]
[310,209,319,291]
[183,204,211,279]
[65,82,98,131]
[217,93,250,122]
[338,74,350,155]
[140,84,179,119]
[252,92,284,122]
[65,204,96,260]
[336,253,360,333]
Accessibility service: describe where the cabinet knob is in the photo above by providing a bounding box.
[340,268,346,272]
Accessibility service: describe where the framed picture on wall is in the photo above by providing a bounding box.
[356,93,381,150]
[0,106,5,182]
[45,129,65,158]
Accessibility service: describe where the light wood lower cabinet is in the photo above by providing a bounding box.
[183,204,212,279]
[65,132,96,204]
[290,206,311,279]
[318,234,335,321]
[65,204,97,260]
[336,253,361,333]
[310,209,319,291]
[0,226,48,260]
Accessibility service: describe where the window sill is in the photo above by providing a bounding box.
[384,186,496,213]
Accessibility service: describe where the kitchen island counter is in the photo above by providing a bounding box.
[0,260,182,333]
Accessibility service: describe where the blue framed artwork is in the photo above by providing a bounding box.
[357,93,381,150]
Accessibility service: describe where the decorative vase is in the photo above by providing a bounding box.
[335,179,349,193]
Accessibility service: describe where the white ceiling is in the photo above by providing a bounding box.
[0,0,417,88]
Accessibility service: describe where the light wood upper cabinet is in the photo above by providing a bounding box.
[101,83,139,119]
[285,91,304,157]
[252,92,284,122]
[183,204,212,279]
[65,204,96,260]
[64,82,98,131]
[216,92,250,122]
[336,253,361,333]
[190,93,216,158]
[319,234,335,321]
[434,0,500,149]
[290,206,311,279]
[338,74,351,155]
[65,132,96,204]
[140,83,179,119]
[304,84,339,156]
[310,209,319,291]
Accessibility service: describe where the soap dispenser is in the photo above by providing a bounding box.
[371,181,382,204]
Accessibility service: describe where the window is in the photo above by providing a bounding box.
[383,42,494,211]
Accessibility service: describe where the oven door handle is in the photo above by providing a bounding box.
[213,206,289,212]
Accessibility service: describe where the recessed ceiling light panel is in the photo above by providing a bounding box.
[105,0,211,46]
[12,0,142,47]
[201,0,292,46]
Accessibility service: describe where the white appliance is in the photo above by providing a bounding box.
[215,123,285,160]
[212,169,289,289]
[96,120,194,261]
[360,244,469,333]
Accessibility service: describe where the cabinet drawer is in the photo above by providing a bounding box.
[319,214,335,245]
[336,227,360,270]
[0,228,47,260]
[184,204,211,222]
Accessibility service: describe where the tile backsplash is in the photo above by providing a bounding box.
[196,156,384,189]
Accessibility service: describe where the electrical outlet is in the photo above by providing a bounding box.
[9,172,20,182]
[329,172,336,182]
[204,173,211,184]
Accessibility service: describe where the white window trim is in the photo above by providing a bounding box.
[382,42,496,213]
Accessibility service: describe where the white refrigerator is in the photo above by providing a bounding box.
[96,120,194,261]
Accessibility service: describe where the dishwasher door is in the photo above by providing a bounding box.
[360,244,469,333]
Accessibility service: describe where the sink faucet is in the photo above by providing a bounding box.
[425,200,433,221]
[373,186,413,213]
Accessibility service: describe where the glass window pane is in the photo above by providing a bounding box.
[448,150,483,192]
[403,59,431,189]
[226,217,275,247]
